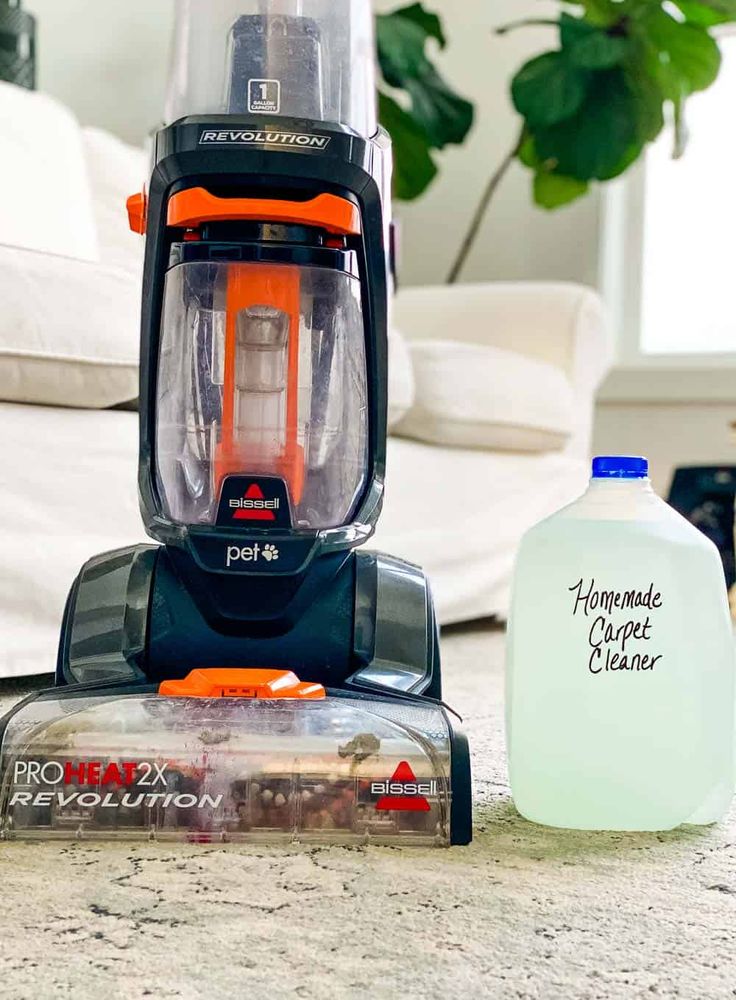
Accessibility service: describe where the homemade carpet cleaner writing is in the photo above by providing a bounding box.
[569,578,664,675]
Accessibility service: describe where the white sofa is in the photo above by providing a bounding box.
[0,84,612,678]
[377,281,610,625]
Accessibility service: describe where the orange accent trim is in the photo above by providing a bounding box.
[167,188,361,236]
[127,191,147,235]
[214,262,305,505]
[159,669,326,700]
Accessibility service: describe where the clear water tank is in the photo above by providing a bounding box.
[164,0,377,138]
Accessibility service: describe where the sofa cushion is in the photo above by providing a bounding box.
[388,327,415,430]
[0,244,140,408]
[395,339,575,452]
[82,127,146,276]
[0,401,591,677]
[0,82,98,261]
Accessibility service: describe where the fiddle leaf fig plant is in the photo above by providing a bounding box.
[376,3,475,201]
[448,0,736,282]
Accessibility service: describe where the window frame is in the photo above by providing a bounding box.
[599,31,736,399]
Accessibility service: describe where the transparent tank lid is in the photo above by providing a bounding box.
[164,0,378,138]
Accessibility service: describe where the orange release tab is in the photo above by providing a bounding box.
[167,188,361,236]
[127,191,147,235]
[159,668,326,700]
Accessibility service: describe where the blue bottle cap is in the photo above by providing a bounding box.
[592,456,649,480]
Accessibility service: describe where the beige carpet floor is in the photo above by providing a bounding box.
[1,624,735,1000]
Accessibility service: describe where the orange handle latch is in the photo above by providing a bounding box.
[159,668,326,700]
[167,188,361,236]
[127,191,147,235]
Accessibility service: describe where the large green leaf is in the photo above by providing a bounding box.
[378,91,438,201]
[534,68,641,180]
[560,13,629,69]
[533,171,589,209]
[494,0,732,220]
[671,0,736,25]
[377,2,474,167]
[596,140,645,181]
[517,133,542,169]
[389,2,446,47]
[376,13,432,89]
[637,9,722,93]
[639,37,691,155]
[511,51,589,127]
[622,47,666,143]
[559,0,620,27]
[404,69,474,148]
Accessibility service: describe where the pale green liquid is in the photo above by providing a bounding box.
[507,517,735,831]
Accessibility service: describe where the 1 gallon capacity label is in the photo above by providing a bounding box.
[570,578,664,675]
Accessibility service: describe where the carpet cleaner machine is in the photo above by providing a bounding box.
[0,0,472,847]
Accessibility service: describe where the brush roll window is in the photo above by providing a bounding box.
[0,693,453,846]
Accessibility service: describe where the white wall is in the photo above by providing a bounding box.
[25,0,600,288]
[26,0,174,144]
[594,403,736,497]
[375,0,602,287]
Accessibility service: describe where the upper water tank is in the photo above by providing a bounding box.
[164,0,377,138]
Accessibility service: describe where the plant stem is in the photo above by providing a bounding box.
[446,128,525,285]
[496,18,558,34]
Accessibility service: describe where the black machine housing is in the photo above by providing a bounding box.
[58,115,445,704]
[53,113,472,845]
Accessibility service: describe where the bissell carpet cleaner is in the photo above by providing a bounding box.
[0,0,472,847]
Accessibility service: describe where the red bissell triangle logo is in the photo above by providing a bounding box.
[233,484,276,522]
[374,760,432,813]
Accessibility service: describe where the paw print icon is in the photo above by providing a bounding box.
[262,544,280,563]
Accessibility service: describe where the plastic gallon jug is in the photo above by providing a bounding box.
[506,456,735,831]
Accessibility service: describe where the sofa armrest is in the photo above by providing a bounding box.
[393,281,613,460]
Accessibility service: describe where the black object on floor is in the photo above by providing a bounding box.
[668,466,736,587]
[0,0,35,90]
